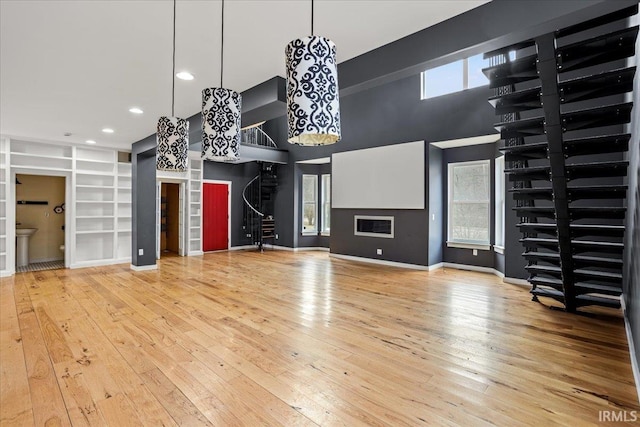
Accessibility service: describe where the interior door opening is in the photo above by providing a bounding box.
[15,173,66,272]
[160,182,180,257]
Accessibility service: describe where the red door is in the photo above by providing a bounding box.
[203,183,229,251]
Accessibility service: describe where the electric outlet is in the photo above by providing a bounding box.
[376,248,382,255]
[473,249,478,256]
[275,234,279,240]
[138,248,144,256]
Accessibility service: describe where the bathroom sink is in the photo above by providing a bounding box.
[16,228,38,267]
[16,228,38,236]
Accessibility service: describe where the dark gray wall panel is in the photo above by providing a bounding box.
[131,135,157,267]
[428,145,443,266]
[331,209,429,266]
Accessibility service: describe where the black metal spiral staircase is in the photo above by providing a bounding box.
[242,162,278,251]
[484,5,638,312]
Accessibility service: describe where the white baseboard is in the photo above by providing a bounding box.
[430,262,527,286]
[188,250,204,256]
[442,262,497,275]
[427,262,444,271]
[70,258,130,269]
[621,295,640,404]
[129,263,158,271]
[294,247,330,252]
[0,270,14,278]
[265,244,294,251]
[228,245,256,251]
[503,277,530,286]
[329,253,430,270]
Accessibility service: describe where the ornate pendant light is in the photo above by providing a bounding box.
[202,0,241,162]
[285,0,341,146]
[157,0,189,172]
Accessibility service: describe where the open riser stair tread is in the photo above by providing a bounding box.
[563,133,631,157]
[495,102,634,139]
[558,66,636,104]
[518,223,625,237]
[556,26,639,73]
[482,54,539,88]
[554,4,638,38]
[506,161,629,183]
[488,67,636,115]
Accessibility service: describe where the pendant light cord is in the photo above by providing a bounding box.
[171,0,176,117]
[220,0,224,87]
[311,0,314,36]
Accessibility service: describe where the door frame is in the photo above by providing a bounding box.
[10,168,72,272]
[156,177,187,259]
[202,179,232,251]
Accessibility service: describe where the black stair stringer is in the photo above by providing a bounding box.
[535,33,577,312]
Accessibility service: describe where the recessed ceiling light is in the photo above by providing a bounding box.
[85,140,97,144]
[176,71,194,81]
[102,128,114,133]
[129,107,143,114]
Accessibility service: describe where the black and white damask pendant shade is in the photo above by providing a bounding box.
[157,116,189,171]
[201,87,242,162]
[286,35,341,146]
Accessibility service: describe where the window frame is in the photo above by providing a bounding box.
[302,174,318,234]
[321,174,331,235]
[494,156,505,254]
[421,52,515,100]
[447,159,491,250]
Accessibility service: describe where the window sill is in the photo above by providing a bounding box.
[446,241,491,251]
[493,245,505,254]
[320,232,330,237]
[301,232,318,236]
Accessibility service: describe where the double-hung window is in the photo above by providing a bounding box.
[447,160,491,249]
[302,174,318,233]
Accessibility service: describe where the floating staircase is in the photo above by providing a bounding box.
[242,162,278,251]
[484,5,638,312]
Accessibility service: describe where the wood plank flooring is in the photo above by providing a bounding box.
[1,250,638,426]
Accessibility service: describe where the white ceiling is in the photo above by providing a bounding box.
[0,0,489,151]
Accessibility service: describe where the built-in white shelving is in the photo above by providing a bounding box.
[116,162,132,260]
[188,156,202,255]
[71,147,130,267]
[0,138,8,274]
[0,140,133,272]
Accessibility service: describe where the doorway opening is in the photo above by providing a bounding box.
[160,182,181,257]
[15,174,66,272]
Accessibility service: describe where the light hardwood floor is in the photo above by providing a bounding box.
[1,250,638,426]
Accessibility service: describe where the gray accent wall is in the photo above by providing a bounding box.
[428,145,443,266]
[331,209,429,266]
[131,135,157,267]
